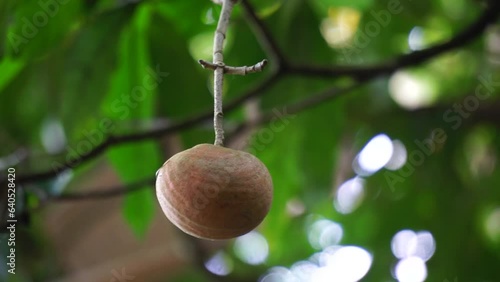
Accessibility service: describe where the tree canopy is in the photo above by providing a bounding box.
[1,0,500,281]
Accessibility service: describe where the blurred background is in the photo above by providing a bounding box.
[1,0,500,281]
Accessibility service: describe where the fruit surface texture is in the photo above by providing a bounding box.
[156,144,273,240]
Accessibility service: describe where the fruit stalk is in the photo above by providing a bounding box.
[213,0,235,146]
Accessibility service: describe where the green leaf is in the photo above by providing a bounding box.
[278,0,334,64]
[59,5,135,140]
[0,57,24,93]
[103,5,162,237]
[123,189,154,237]
[153,0,213,38]
[298,98,345,191]
[0,61,49,148]
[148,11,210,120]
[255,124,304,262]
[6,0,82,59]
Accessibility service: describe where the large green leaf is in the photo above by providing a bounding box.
[278,0,334,64]
[108,141,159,238]
[5,0,82,59]
[0,6,134,160]
[0,60,50,153]
[148,11,210,121]
[298,98,346,191]
[0,57,24,93]
[103,5,161,238]
[255,123,306,264]
[59,6,136,138]
[153,0,214,39]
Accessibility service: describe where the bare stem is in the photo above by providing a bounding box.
[213,0,235,146]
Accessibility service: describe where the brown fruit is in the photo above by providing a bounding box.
[156,144,273,240]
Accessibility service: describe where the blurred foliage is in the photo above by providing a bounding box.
[1,0,500,281]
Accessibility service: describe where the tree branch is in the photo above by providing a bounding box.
[239,0,288,70]
[225,81,367,144]
[33,83,365,204]
[13,94,500,204]
[288,1,500,80]
[4,96,499,234]
[54,178,155,201]
[6,71,281,186]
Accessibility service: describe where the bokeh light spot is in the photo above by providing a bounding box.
[334,177,365,214]
[286,198,306,217]
[260,267,295,282]
[234,231,269,265]
[385,140,408,170]
[41,118,66,154]
[320,7,361,47]
[408,26,424,51]
[354,134,393,176]
[392,230,417,259]
[413,231,436,261]
[391,230,435,261]
[189,31,214,61]
[308,219,343,250]
[395,256,427,282]
[389,71,436,110]
[485,207,500,243]
[312,246,372,282]
[205,251,233,276]
[290,261,319,281]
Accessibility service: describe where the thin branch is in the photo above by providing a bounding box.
[40,83,366,203]
[0,177,156,231]
[239,0,287,69]
[288,1,500,80]
[54,178,155,201]
[5,71,281,186]
[286,82,367,115]
[225,81,367,144]
[14,91,500,204]
[4,96,499,234]
[199,59,268,75]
